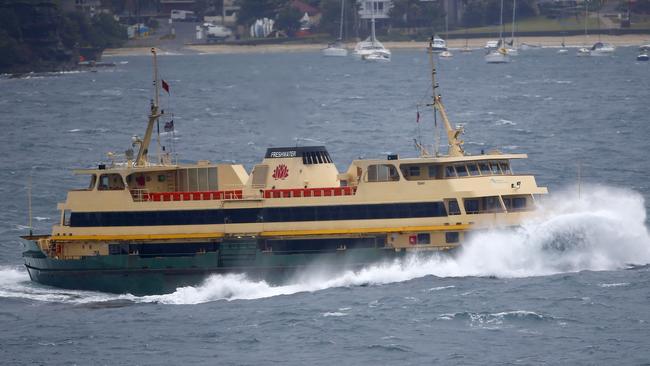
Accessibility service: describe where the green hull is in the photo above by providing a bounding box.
[23,239,403,295]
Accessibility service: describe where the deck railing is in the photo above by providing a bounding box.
[131,186,357,203]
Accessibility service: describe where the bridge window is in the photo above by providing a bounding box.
[87,175,97,190]
[445,165,456,178]
[455,164,469,177]
[176,167,218,191]
[500,161,511,174]
[98,174,125,190]
[479,162,491,175]
[399,164,441,181]
[446,199,461,215]
[428,165,438,178]
[464,196,504,214]
[503,195,532,211]
[490,161,501,174]
[367,164,400,182]
[467,164,479,176]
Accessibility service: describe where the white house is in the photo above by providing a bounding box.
[358,0,392,19]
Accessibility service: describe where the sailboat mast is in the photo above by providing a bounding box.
[339,0,345,40]
[499,0,504,43]
[584,1,588,44]
[445,5,449,42]
[511,0,516,44]
[370,5,376,46]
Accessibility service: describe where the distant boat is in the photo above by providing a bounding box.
[431,35,447,52]
[639,45,650,60]
[589,42,615,56]
[485,0,510,64]
[440,50,453,58]
[354,7,390,61]
[439,10,452,57]
[322,41,348,57]
[485,40,499,49]
[577,1,590,57]
[362,52,390,62]
[322,0,348,57]
[485,48,510,63]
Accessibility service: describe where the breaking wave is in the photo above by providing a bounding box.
[1,185,649,304]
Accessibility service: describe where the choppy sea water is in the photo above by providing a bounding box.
[1,48,649,365]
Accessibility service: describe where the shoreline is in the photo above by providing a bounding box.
[104,34,650,56]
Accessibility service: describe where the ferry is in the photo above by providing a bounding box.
[22,44,548,295]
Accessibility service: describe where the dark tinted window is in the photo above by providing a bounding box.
[479,163,490,175]
[467,164,479,176]
[445,232,459,243]
[448,199,461,215]
[417,233,430,244]
[456,165,468,177]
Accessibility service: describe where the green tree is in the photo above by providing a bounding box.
[237,0,288,26]
[389,0,444,31]
[276,5,302,33]
[318,0,356,38]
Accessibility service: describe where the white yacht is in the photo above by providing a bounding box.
[431,35,447,52]
[322,41,348,57]
[439,50,453,58]
[485,0,510,64]
[485,48,510,63]
[354,12,391,61]
[485,40,499,49]
[589,42,615,56]
[577,47,591,57]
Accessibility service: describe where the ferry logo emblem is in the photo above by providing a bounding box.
[272,164,289,180]
[408,235,417,245]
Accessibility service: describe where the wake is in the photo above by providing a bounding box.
[1,185,649,304]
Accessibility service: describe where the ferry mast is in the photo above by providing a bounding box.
[135,48,163,166]
[427,36,465,157]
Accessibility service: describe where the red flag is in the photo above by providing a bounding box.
[416,111,420,123]
[161,79,170,94]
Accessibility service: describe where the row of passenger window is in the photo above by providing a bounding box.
[445,161,511,178]
[367,160,512,182]
[445,195,531,215]
[69,202,449,227]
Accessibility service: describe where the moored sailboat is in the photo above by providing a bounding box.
[354,5,391,61]
[485,0,510,64]
[322,0,348,57]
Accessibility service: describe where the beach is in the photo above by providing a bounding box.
[103,34,650,56]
